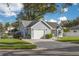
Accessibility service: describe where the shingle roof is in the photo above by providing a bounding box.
[21,20,58,29]
[60,21,68,26]
[46,22,58,29]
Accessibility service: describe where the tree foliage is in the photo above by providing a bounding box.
[5,22,10,27]
[16,3,73,21]
[0,23,4,32]
[17,3,57,20]
[62,17,79,27]
[4,22,10,30]
[11,21,19,28]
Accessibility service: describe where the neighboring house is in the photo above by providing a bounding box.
[47,22,63,37]
[7,26,15,31]
[5,26,15,34]
[4,26,15,38]
[57,25,63,37]
[64,25,79,37]
[19,20,63,39]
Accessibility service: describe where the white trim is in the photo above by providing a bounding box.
[42,20,53,29]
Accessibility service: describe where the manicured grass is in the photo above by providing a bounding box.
[0,39,37,49]
[0,44,37,49]
[0,39,31,44]
[58,37,79,42]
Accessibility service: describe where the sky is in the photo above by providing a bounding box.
[0,3,23,24]
[0,3,79,24]
[44,3,79,22]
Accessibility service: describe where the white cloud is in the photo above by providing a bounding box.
[48,19,57,22]
[0,3,23,17]
[59,16,67,21]
[9,3,23,12]
[58,16,68,24]
[61,8,68,13]
[73,3,78,5]
[63,8,68,12]
[45,19,48,21]
[4,12,16,17]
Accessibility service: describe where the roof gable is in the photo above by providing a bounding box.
[41,21,53,29]
[21,20,58,30]
[31,20,53,29]
[21,20,37,27]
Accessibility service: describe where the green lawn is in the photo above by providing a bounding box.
[0,39,37,49]
[0,39,31,44]
[57,37,79,42]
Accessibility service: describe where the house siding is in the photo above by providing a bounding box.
[19,20,63,39]
[19,25,26,38]
[27,28,31,34]
[19,23,31,38]
[31,21,52,34]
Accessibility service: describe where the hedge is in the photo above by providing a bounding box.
[45,33,52,39]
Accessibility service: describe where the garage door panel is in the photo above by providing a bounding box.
[32,30,44,39]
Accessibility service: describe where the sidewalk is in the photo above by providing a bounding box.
[22,37,57,43]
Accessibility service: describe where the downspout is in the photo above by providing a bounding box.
[44,26,46,39]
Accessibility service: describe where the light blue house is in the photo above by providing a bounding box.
[19,20,63,39]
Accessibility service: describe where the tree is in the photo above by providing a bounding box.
[5,3,73,21]
[16,3,73,21]
[62,17,79,27]
[11,21,19,28]
[17,3,57,20]
[74,17,79,25]
[5,22,10,27]
[0,23,4,32]
[4,22,10,30]
[0,23,4,38]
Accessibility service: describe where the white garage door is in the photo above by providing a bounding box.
[32,30,44,39]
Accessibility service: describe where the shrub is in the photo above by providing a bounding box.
[26,34,31,39]
[1,34,9,39]
[13,32,23,39]
[63,28,70,32]
[45,33,52,39]
[73,30,77,32]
